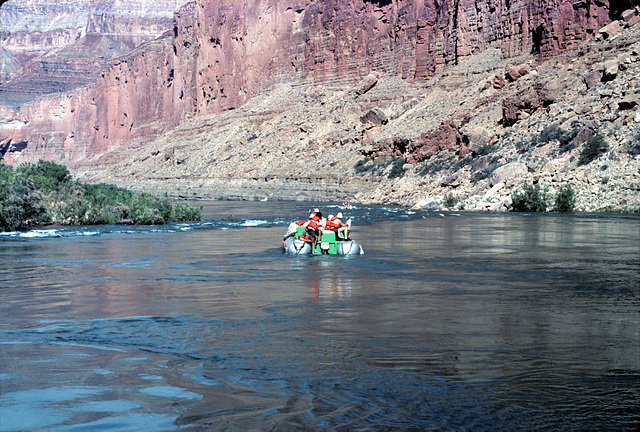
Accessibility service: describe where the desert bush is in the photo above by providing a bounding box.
[354,157,375,175]
[419,159,446,176]
[510,183,548,212]
[558,128,579,153]
[387,158,406,179]
[354,157,405,179]
[515,139,530,154]
[536,125,563,145]
[451,155,473,171]
[472,171,488,183]
[552,184,576,212]
[523,125,579,154]
[623,127,640,155]
[474,144,498,156]
[578,135,608,166]
[471,161,501,184]
[443,193,458,208]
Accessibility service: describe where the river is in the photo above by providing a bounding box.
[1,202,639,431]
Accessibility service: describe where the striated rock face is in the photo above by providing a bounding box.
[2,0,622,164]
[178,0,615,113]
[0,46,21,84]
[0,0,189,108]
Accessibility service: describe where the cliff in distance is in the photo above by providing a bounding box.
[0,0,189,107]
[1,0,640,211]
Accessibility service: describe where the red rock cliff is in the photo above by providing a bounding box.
[1,0,626,164]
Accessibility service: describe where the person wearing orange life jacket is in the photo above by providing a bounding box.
[302,209,323,249]
[326,212,349,240]
[324,214,338,230]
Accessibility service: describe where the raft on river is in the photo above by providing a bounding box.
[283,223,364,255]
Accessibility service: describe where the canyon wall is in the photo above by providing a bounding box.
[0,0,624,164]
[0,0,189,107]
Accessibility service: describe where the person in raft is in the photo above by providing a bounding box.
[303,208,323,249]
[325,212,349,240]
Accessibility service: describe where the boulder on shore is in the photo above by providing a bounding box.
[412,197,440,210]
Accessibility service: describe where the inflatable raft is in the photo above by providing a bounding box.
[283,223,364,255]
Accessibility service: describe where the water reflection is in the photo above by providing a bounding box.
[291,259,355,299]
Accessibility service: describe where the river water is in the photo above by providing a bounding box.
[1,202,638,431]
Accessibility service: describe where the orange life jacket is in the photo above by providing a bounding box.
[307,219,321,231]
[326,216,342,228]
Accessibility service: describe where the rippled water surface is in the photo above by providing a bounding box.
[1,202,639,431]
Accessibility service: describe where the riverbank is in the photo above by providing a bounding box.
[0,160,201,232]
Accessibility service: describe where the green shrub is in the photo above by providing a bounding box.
[553,184,576,212]
[387,158,406,179]
[172,201,203,221]
[1,159,201,231]
[510,183,548,212]
[0,175,48,230]
[578,135,608,166]
[0,186,25,231]
[16,160,71,192]
[537,125,563,145]
[443,193,458,208]
[0,158,14,181]
[354,157,405,179]
[558,128,579,153]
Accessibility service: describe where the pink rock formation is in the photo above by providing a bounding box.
[0,0,626,164]
[0,0,189,108]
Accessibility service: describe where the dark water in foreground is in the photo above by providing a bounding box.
[1,202,639,431]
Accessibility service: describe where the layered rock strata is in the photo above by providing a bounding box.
[1,0,639,212]
[2,0,621,163]
[0,0,189,108]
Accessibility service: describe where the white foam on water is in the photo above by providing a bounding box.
[16,229,61,238]
[242,219,268,227]
[79,231,100,236]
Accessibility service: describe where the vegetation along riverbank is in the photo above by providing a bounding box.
[0,159,201,232]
